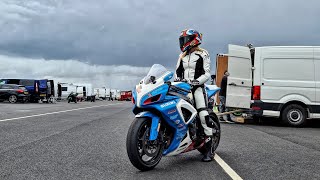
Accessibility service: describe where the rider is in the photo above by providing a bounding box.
[175,29,215,162]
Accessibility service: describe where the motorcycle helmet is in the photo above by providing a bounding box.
[179,29,202,52]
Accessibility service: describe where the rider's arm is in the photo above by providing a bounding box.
[174,58,184,80]
[196,52,211,85]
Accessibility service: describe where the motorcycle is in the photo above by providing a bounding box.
[67,92,78,103]
[126,64,221,171]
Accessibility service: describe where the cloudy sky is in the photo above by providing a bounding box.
[0,0,320,89]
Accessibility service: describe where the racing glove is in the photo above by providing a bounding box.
[190,79,200,85]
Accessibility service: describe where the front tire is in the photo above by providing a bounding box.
[281,104,307,127]
[126,117,163,171]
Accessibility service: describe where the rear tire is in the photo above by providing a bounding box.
[8,95,18,103]
[281,104,307,127]
[126,117,163,171]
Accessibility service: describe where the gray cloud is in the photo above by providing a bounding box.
[1,0,320,76]
[0,54,149,90]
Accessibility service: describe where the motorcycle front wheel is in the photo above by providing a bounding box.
[126,117,163,171]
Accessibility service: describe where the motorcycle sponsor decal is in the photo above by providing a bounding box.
[160,101,175,108]
[181,126,187,130]
[170,114,178,120]
[167,109,177,114]
[175,120,180,124]
[177,124,184,128]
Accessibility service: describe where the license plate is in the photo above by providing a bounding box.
[24,92,29,94]
[40,94,46,97]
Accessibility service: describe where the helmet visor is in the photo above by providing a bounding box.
[179,35,194,49]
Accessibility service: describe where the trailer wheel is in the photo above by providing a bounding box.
[281,104,307,127]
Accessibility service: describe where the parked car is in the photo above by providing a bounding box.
[0,79,54,102]
[0,84,30,103]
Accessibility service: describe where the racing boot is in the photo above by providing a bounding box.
[202,137,214,162]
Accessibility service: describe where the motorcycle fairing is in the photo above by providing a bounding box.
[205,85,221,99]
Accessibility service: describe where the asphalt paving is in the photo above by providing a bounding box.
[0,101,319,180]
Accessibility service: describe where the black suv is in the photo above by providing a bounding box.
[0,84,30,103]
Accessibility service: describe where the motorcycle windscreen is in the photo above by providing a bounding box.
[226,45,252,109]
[143,64,169,84]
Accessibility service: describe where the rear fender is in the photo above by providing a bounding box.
[135,111,160,141]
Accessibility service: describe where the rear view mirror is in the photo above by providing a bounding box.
[150,76,156,84]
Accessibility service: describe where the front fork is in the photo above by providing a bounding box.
[135,112,160,141]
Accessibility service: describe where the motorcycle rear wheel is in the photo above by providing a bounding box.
[126,117,163,171]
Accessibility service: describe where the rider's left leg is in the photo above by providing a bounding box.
[194,87,212,136]
[194,86,215,162]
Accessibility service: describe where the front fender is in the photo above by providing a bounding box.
[135,111,160,141]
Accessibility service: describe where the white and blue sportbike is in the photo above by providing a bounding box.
[126,64,221,171]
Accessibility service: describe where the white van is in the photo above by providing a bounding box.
[99,88,107,100]
[106,88,111,100]
[94,88,99,99]
[110,89,117,100]
[58,83,78,100]
[94,88,107,100]
[223,44,320,126]
[116,90,121,100]
[76,83,94,100]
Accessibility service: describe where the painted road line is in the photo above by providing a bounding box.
[215,153,243,180]
[0,103,123,122]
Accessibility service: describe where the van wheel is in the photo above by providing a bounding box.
[281,104,307,127]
